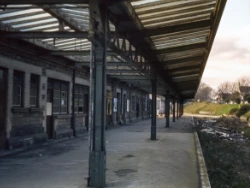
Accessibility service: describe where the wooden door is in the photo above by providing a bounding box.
[0,68,7,149]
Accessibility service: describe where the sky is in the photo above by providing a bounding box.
[201,0,250,89]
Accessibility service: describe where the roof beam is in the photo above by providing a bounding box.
[138,3,215,20]
[110,75,147,80]
[108,1,178,94]
[0,0,124,5]
[156,43,207,54]
[0,5,89,9]
[146,20,211,36]
[0,0,88,4]
[0,31,89,38]
[173,76,199,82]
[162,55,204,65]
[172,71,200,78]
[78,62,132,67]
[47,50,118,56]
[44,8,84,31]
[107,69,139,74]
[168,65,201,72]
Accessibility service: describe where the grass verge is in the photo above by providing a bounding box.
[184,102,242,116]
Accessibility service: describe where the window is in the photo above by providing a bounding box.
[30,74,39,107]
[74,85,89,114]
[13,71,24,107]
[49,79,69,114]
[74,85,84,113]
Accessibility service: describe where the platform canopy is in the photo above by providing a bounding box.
[0,0,226,99]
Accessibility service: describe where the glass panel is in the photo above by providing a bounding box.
[54,81,60,90]
[30,74,38,86]
[30,96,36,106]
[79,87,84,95]
[61,91,67,113]
[30,86,37,97]
[54,90,60,98]
[13,72,23,85]
[13,85,21,106]
[61,83,68,91]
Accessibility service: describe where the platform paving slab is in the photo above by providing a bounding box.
[0,116,199,188]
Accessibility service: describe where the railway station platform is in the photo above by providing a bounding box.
[0,116,198,188]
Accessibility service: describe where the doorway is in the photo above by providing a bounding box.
[0,68,7,150]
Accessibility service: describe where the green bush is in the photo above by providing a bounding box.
[247,116,250,121]
[235,98,241,104]
[236,105,250,117]
[246,96,250,103]
[229,107,239,115]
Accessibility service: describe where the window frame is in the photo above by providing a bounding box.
[50,79,69,115]
[30,74,39,107]
[13,71,24,107]
[74,84,85,114]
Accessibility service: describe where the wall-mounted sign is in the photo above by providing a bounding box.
[46,102,52,116]
[127,100,130,112]
[113,98,117,112]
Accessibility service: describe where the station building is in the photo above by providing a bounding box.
[0,55,151,150]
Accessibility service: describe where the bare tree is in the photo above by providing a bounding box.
[217,81,232,103]
[195,82,213,101]
[238,76,250,87]
[230,82,241,103]
[217,81,240,103]
[238,77,250,102]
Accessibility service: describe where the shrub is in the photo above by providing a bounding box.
[246,96,250,103]
[229,107,239,115]
[247,116,250,121]
[236,105,250,118]
[235,98,241,104]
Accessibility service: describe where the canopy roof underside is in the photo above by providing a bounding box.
[0,0,226,99]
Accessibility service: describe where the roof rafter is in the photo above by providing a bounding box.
[162,55,204,65]
[156,42,207,54]
[146,20,211,36]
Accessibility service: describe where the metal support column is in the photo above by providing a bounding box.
[151,70,157,140]
[71,68,76,136]
[172,99,176,122]
[176,101,179,119]
[88,1,107,187]
[165,91,170,128]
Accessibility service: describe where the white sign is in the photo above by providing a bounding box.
[113,98,117,112]
[127,100,130,112]
[46,102,52,116]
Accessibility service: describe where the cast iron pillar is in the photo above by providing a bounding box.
[176,101,179,119]
[165,91,170,128]
[172,99,176,122]
[88,1,107,187]
[151,70,157,140]
[71,69,76,136]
